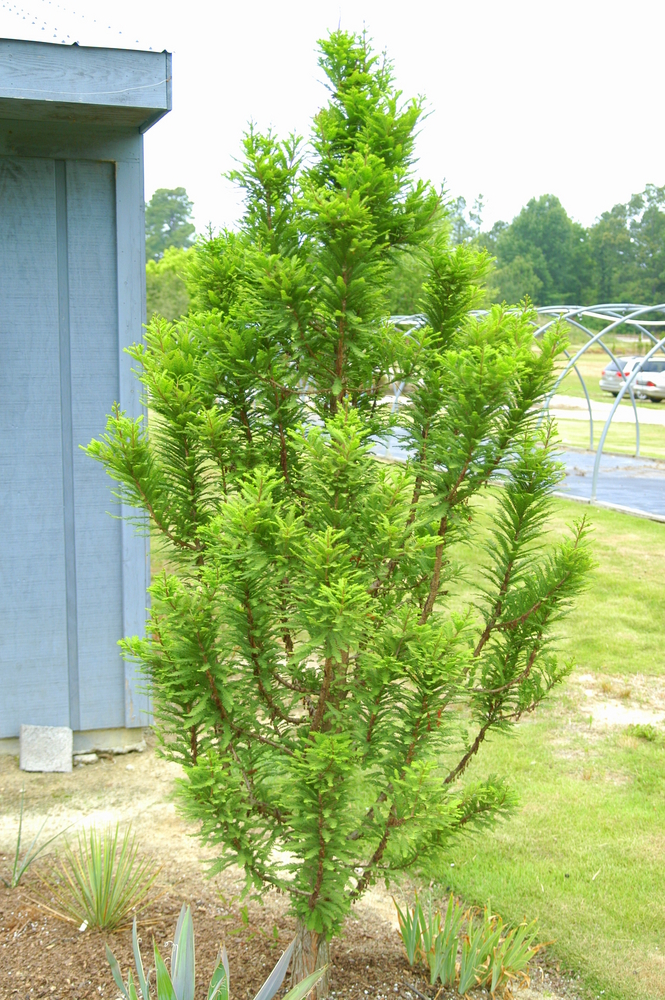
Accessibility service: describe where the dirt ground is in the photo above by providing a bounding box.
[0,739,582,1000]
[571,672,665,728]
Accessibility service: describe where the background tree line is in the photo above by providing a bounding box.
[145,182,665,321]
[456,185,665,308]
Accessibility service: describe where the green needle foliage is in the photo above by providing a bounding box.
[87,29,591,975]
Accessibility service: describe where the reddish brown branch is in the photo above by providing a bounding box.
[443,718,494,786]
[244,597,301,726]
[239,407,253,443]
[446,642,541,784]
[204,668,295,757]
[419,516,448,624]
[473,559,514,658]
[308,792,326,911]
[310,657,334,732]
[350,804,398,900]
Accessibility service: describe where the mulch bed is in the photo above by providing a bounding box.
[0,866,582,1000]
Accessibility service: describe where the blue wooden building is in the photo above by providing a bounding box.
[0,38,170,750]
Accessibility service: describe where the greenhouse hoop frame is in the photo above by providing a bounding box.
[388,304,665,504]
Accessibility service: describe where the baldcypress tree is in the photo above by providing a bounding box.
[88,31,590,994]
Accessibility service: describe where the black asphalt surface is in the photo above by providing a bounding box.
[559,449,665,518]
[372,435,665,519]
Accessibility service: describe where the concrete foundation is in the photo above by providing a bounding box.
[2,726,150,757]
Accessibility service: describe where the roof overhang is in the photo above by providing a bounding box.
[0,38,171,132]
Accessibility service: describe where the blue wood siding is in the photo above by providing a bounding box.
[0,87,156,738]
[0,151,148,738]
[115,154,151,727]
[0,156,70,731]
[67,159,125,731]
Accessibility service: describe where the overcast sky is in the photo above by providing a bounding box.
[2,0,663,233]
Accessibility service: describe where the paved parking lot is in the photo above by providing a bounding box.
[559,449,665,518]
[372,433,665,520]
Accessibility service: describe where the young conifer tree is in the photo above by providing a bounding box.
[88,30,590,993]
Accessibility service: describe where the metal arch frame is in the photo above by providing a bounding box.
[535,313,640,451]
[388,303,665,509]
[531,304,665,481]
[534,306,647,457]
[590,332,665,499]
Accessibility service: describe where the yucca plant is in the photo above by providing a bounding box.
[107,904,326,1000]
[2,788,67,889]
[40,824,159,930]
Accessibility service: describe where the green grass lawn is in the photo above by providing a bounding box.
[552,501,665,678]
[442,499,665,1000]
[555,417,665,460]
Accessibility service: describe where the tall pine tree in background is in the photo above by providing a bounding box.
[145,186,195,261]
[89,31,590,993]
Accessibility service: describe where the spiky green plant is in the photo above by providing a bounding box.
[107,905,326,1000]
[394,897,421,966]
[417,894,441,963]
[87,28,591,989]
[487,917,539,996]
[458,907,503,994]
[1,788,67,889]
[40,824,159,930]
[396,896,539,996]
[428,895,464,987]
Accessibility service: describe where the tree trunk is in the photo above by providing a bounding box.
[291,920,330,999]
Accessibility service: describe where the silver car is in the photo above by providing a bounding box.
[634,358,665,402]
[599,356,645,397]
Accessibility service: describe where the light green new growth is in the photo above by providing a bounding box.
[87,29,591,954]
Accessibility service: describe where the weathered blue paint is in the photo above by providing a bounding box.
[115,151,152,727]
[0,39,171,130]
[0,39,170,740]
[0,156,70,732]
[55,158,80,731]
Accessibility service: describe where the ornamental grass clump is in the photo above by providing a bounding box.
[396,895,539,996]
[40,824,159,931]
[87,29,590,994]
[1,788,67,889]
